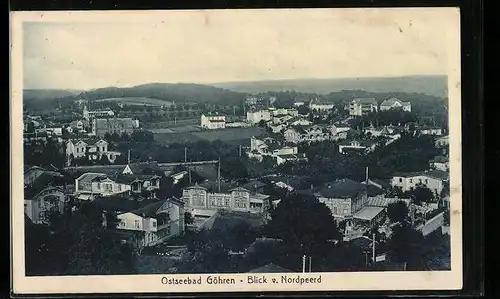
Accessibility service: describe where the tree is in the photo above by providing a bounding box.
[98,155,110,165]
[184,212,194,226]
[386,201,409,223]
[297,105,310,115]
[387,221,424,268]
[265,193,342,256]
[409,184,434,205]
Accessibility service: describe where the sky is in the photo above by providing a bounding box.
[19,8,460,90]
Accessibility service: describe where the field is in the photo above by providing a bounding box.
[153,127,265,145]
[95,97,174,107]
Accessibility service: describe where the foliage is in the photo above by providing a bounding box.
[387,221,424,268]
[408,184,435,205]
[265,193,342,255]
[386,201,409,223]
[25,202,136,276]
[24,138,66,169]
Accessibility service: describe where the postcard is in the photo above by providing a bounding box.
[11,7,462,294]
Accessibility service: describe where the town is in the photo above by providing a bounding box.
[24,89,451,275]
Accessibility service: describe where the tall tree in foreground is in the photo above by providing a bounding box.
[387,221,424,269]
[387,201,409,223]
[265,193,342,256]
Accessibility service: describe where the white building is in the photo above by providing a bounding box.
[420,127,443,136]
[430,156,450,172]
[391,169,449,195]
[246,109,271,124]
[116,197,185,249]
[349,98,378,116]
[380,98,412,112]
[83,105,115,120]
[269,108,299,117]
[293,102,305,107]
[201,114,226,129]
[309,99,335,111]
[66,138,121,164]
[435,135,449,148]
[283,125,332,144]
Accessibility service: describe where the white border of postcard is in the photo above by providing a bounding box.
[11,8,463,294]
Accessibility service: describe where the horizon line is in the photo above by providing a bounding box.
[23,74,448,91]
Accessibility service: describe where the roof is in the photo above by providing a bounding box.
[366,185,385,197]
[248,263,293,273]
[393,169,449,180]
[199,209,265,231]
[94,196,157,214]
[125,162,162,175]
[128,199,166,218]
[367,197,411,208]
[352,98,377,105]
[353,206,384,221]
[318,179,367,198]
[199,181,238,193]
[77,173,108,184]
[242,180,266,191]
[277,154,298,160]
[24,171,65,199]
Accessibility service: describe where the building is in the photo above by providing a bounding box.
[247,136,300,165]
[201,114,226,129]
[379,98,412,112]
[293,102,305,107]
[91,118,135,137]
[246,109,271,124]
[66,138,121,164]
[283,125,332,144]
[338,139,378,154]
[245,97,261,106]
[419,126,443,136]
[24,171,66,224]
[286,116,312,127]
[391,169,449,194]
[269,108,299,117]
[45,127,63,136]
[315,179,368,220]
[83,105,115,120]
[182,184,271,218]
[74,162,164,200]
[309,99,335,111]
[349,98,378,116]
[430,156,450,172]
[116,197,185,250]
[435,135,449,148]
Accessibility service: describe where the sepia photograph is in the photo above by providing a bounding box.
[11,8,462,294]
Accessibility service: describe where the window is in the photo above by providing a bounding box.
[419,179,422,183]
[399,178,403,183]
[117,184,122,191]
[97,183,101,190]
[153,221,157,227]
[134,220,140,229]
[333,207,338,215]
[409,179,413,183]
[425,179,429,184]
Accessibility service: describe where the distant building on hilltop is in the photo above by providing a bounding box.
[201,114,226,130]
[349,98,378,116]
[379,98,412,112]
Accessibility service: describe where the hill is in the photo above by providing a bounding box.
[94,97,175,107]
[211,75,448,98]
[23,89,82,100]
[77,83,248,106]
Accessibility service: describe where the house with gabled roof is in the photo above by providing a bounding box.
[24,171,66,224]
[380,97,411,112]
[115,197,185,250]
